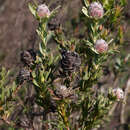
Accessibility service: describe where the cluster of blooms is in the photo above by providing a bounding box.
[89,2,104,19]
[88,2,108,53]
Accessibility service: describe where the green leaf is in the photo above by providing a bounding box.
[43,31,48,39]
[12,82,17,91]
[39,42,46,56]
[31,71,36,78]
[49,5,61,20]
[120,0,127,6]
[33,79,40,87]
[85,40,99,54]
[46,31,54,43]
[1,88,5,102]
[85,40,93,47]
[40,17,48,25]
[48,54,53,66]
[90,48,99,54]
[36,29,42,38]
[84,0,89,7]
[44,68,51,81]
[28,3,37,17]
[7,89,11,98]
[54,55,60,64]
[39,70,44,80]
[82,7,89,17]
[83,72,89,80]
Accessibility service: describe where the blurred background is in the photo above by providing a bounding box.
[0,0,129,129]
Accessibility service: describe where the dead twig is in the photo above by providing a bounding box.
[120,79,130,124]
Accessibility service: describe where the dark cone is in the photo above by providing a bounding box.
[17,68,31,85]
[103,66,110,76]
[48,16,60,30]
[21,49,36,67]
[49,96,57,112]
[60,49,81,76]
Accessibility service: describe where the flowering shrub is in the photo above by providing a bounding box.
[0,0,128,129]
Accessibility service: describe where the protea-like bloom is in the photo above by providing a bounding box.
[37,4,50,18]
[112,88,124,101]
[95,39,108,53]
[89,2,104,19]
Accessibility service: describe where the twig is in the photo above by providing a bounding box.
[108,102,118,116]
[12,85,22,97]
[120,79,130,124]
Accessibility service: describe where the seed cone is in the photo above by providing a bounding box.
[21,49,36,67]
[48,17,60,30]
[54,85,73,98]
[60,49,81,76]
[17,68,31,84]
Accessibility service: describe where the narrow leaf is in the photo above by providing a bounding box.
[28,3,37,17]
[82,7,89,17]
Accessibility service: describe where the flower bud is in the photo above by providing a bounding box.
[95,39,108,53]
[112,88,124,101]
[21,49,36,67]
[37,4,50,18]
[89,2,104,19]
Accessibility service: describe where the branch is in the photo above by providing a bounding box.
[120,79,130,124]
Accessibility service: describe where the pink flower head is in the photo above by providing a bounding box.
[37,4,50,18]
[112,88,124,101]
[89,2,104,19]
[95,39,108,53]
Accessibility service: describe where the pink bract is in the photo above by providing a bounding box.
[37,4,50,18]
[95,39,108,53]
[89,2,104,19]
